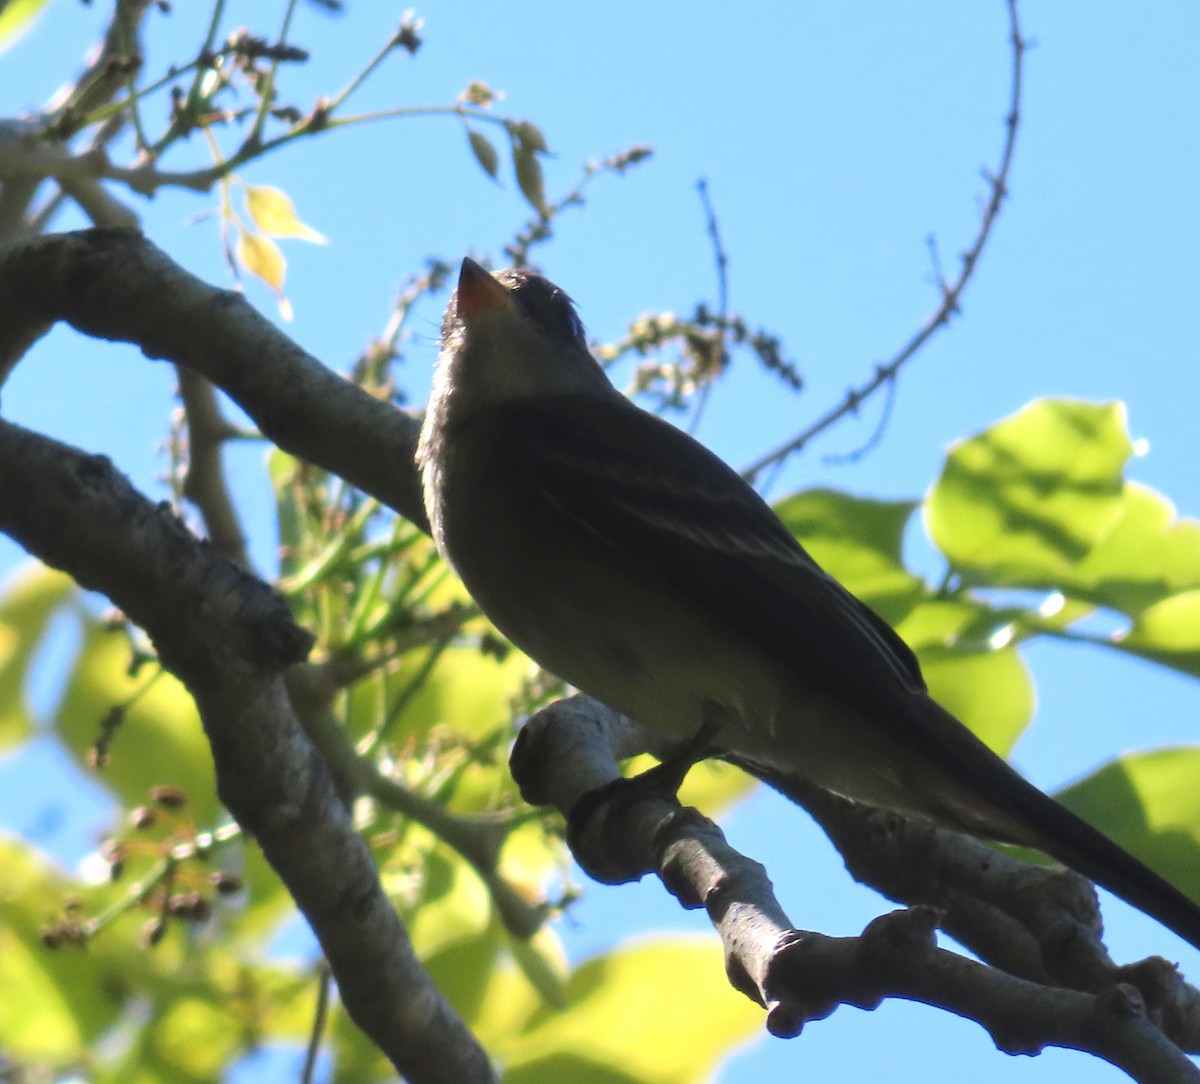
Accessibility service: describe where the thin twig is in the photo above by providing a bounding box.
[687,177,729,434]
[176,367,250,568]
[743,0,1026,484]
[301,963,331,1084]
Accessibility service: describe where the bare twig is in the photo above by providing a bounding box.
[176,367,250,567]
[743,0,1027,483]
[301,962,332,1084]
[687,177,729,434]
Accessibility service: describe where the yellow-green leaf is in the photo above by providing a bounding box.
[496,939,761,1083]
[243,184,326,242]
[236,228,286,294]
[1074,482,1200,616]
[0,0,53,52]
[678,757,755,816]
[351,641,531,747]
[150,996,241,1080]
[894,597,995,652]
[775,488,923,625]
[402,844,493,958]
[0,841,126,1057]
[54,617,219,821]
[927,399,1133,586]
[1117,589,1200,676]
[918,646,1033,757]
[508,925,568,1010]
[0,563,76,747]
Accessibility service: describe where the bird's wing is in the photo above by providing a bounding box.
[493,394,927,716]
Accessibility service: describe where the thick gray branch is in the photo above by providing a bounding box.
[0,418,495,1084]
[0,228,428,530]
[513,696,1200,1081]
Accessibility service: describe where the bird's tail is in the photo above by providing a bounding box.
[735,710,1200,954]
[954,748,1200,953]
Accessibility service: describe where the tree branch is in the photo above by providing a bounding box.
[0,417,496,1084]
[0,228,428,531]
[512,695,1200,1080]
[176,366,251,566]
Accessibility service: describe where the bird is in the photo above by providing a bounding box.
[417,256,1200,952]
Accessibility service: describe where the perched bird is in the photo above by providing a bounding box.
[418,256,1200,950]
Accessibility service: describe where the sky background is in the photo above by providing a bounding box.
[1,2,1198,1082]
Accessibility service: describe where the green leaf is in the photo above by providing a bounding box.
[513,142,548,216]
[467,128,501,179]
[509,926,569,1010]
[775,488,923,625]
[54,617,219,820]
[425,932,505,1028]
[0,0,53,51]
[918,645,1033,757]
[494,939,761,1083]
[1056,748,1200,901]
[148,996,242,1080]
[893,597,987,651]
[1074,482,1200,616]
[1116,589,1200,676]
[0,841,126,1058]
[927,399,1133,586]
[402,845,492,958]
[0,564,76,747]
[350,641,530,747]
[678,757,756,816]
[331,1006,395,1084]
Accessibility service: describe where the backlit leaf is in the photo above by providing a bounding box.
[244,184,326,242]
[0,0,53,51]
[237,228,286,294]
[927,399,1133,586]
[0,564,75,747]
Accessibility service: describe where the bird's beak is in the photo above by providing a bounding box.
[456,257,512,319]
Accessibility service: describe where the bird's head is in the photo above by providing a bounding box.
[432,257,612,420]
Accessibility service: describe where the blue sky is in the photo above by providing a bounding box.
[1,2,1198,1081]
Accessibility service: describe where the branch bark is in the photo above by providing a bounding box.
[0,228,428,530]
[512,695,1200,1081]
[0,417,496,1084]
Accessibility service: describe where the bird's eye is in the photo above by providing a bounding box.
[507,272,587,347]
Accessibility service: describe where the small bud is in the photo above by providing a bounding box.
[212,871,243,895]
[460,80,497,107]
[149,785,187,809]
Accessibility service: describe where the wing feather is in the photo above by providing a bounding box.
[492,395,927,717]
